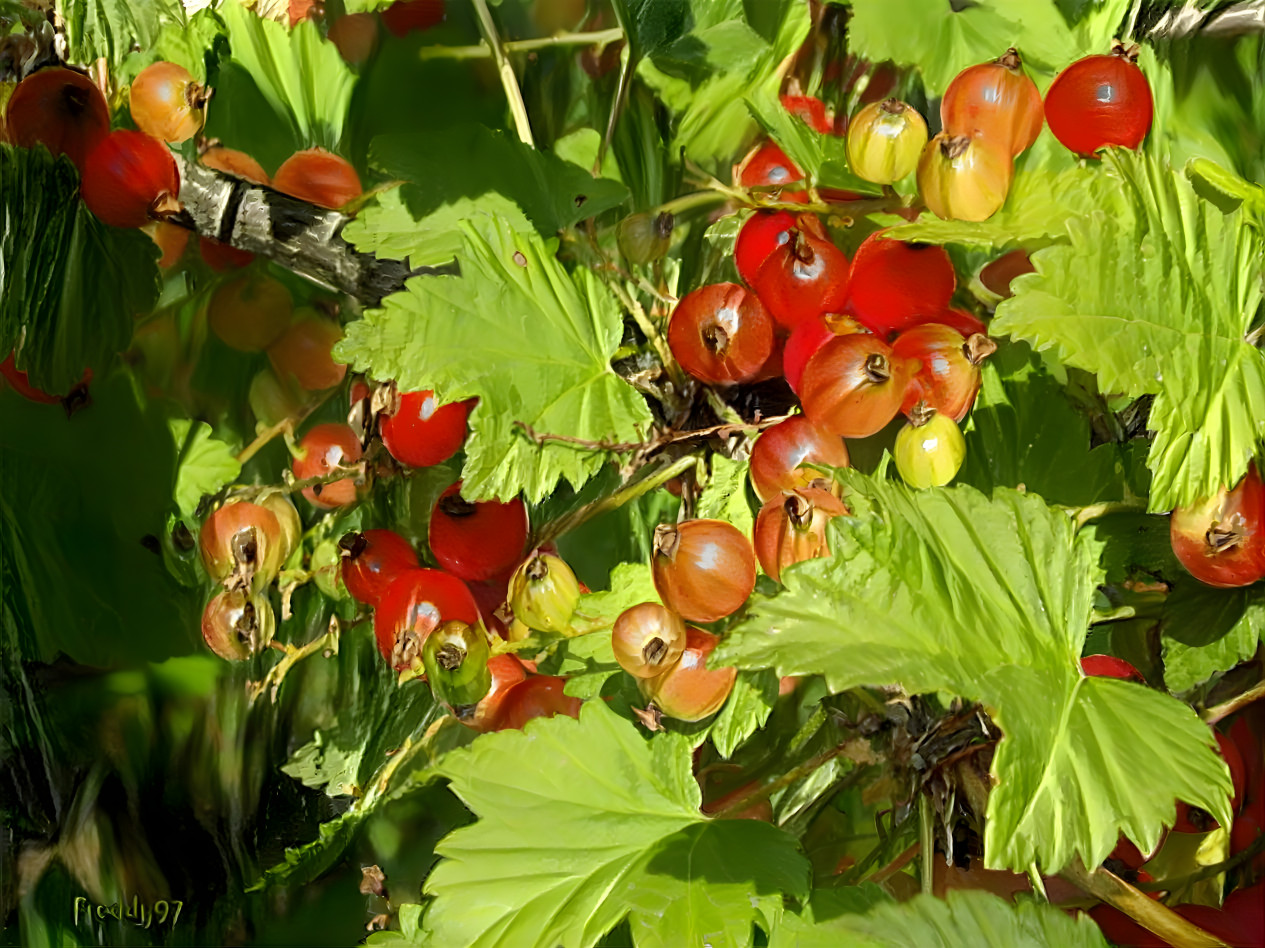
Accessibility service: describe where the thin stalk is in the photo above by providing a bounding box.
[1136,833,1265,892]
[866,841,920,884]
[472,0,534,147]
[708,741,852,822]
[418,27,624,61]
[595,39,633,176]
[657,190,729,217]
[919,795,934,896]
[1027,864,1049,902]
[1202,677,1265,723]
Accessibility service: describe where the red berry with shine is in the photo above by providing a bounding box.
[800,334,916,439]
[668,283,775,385]
[940,48,1043,157]
[753,486,848,583]
[738,141,803,189]
[293,423,363,509]
[652,519,756,624]
[893,324,996,422]
[81,130,180,229]
[1080,654,1145,682]
[735,211,798,287]
[1170,465,1265,588]
[273,147,362,209]
[428,482,529,582]
[780,94,833,134]
[373,567,480,670]
[495,675,583,730]
[1044,46,1153,156]
[381,390,474,467]
[751,223,850,331]
[4,67,109,171]
[749,415,850,502]
[340,530,420,607]
[843,231,956,337]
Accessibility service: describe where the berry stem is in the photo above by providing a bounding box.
[595,27,633,177]
[918,794,934,895]
[471,0,535,148]
[1201,676,1265,724]
[418,27,625,61]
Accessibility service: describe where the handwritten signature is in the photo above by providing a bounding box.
[73,896,183,929]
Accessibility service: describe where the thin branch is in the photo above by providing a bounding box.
[866,841,920,884]
[1061,858,1228,948]
[596,34,632,176]
[418,27,624,61]
[708,741,853,822]
[919,795,934,896]
[1202,677,1265,723]
[472,0,534,148]
[1136,833,1265,892]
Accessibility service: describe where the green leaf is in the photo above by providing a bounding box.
[367,127,629,238]
[280,728,365,798]
[991,152,1265,511]
[57,0,190,72]
[958,343,1133,507]
[714,474,1232,872]
[709,669,778,759]
[169,420,241,518]
[697,455,755,538]
[345,191,532,267]
[424,702,811,948]
[846,0,1080,95]
[117,9,227,84]
[335,218,653,502]
[1162,583,1265,694]
[215,1,357,153]
[772,889,1108,948]
[0,147,161,393]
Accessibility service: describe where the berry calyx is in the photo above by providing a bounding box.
[508,552,581,634]
[1169,464,1265,588]
[373,567,480,670]
[893,405,966,488]
[753,485,847,583]
[612,602,687,679]
[940,49,1043,156]
[340,529,420,607]
[292,423,363,508]
[428,482,530,582]
[846,98,927,185]
[1044,44,1153,157]
[272,147,362,209]
[380,390,474,468]
[667,283,775,385]
[800,333,915,438]
[842,231,956,337]
[4,67,109,170]
[202,588,275,661]
[81,130,181,229]
[199,500,285,590]
[749,414,849,502]
[651,519,756,624]
[129,61,208,144]
[639,627,736,722]
[917,132,1013,223]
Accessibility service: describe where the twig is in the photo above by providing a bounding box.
[1202,677,1265,723]
[248,615,349,704]
[514,412,795,458]
[1136,833,1265,892]
[1061,858,1228,948]
[708,741,852,822]
[867,841,920,884]
[418,27,624,60]
[235,391,331,465]
[595,31,632,176]
[513,421,644,454]
[472,0,534,147]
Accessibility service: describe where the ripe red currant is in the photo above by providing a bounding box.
[843,231,956,337]
[208,273,294,352]
[328,13,380,66]
[148,221,191,269]
[753,485,847,583]
[612,602,687,679]
[381,390,474,468]
[668,283,775,385]
[201,145,270,184]
[738,141,804,191]
[293,423,363,508]
[846,99,927,184]
[466,653,528,732]
[266,309,347,391]
[781,313,868,395]
[735,210,798,287]
[129,61,207,144]
[800,333,915,439]
[917,133,1013,222]
[780,94,833,134]
[382,0,445,36]
[1044,45,1153,156]
[2,352,65,405]
[940,48,1043,156]
[749,414,849,502]
[272,147,362,209]
[751,222,850,331]
[1170,464,1265,588]
[639,627,736,722]
[1080,654,1145,682]
[340,529,420,606]
[428,482,529,582]
[652,519,756,624]
[373,567,480,670]
[199,500,285,589]
[4,67,109,171]
[495,675,583,731]
[81,130,181,229]
[892,324,996,422]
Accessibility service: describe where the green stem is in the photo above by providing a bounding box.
[1202,677,1265,724]
[536,454,696,546]
[1069,500,1149,530]
[1027,863,1049,902]
[919,794,934,896]
[471,0,534,147]
[657,190,729,217]
[595,38,633,176]
[1136,833,1265,892]
[708,741,852,822]
[418,27,624,61]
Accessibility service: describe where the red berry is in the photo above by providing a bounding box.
[129,61,206,144]
[201,146,270,185]
[202,589,275,661]
[893,324,995,422]
[381,390,474,468]
[738,141,804,189]
[199,500,285,588]
[800,334,916,439]
[782,313,869,395]
[612,603,687,679]
[208,274,294,352]
[651,519,756,624]
[495,675,583,730]
[640,628,736,722]
[979,249,1035,299]
[934,308,989,338]
[267,310,347,391]
[381,0,446,37]
[199,236,254,271]
[1173,730,1246,832]
[667,283,775,385]
[4,67,109,171]
[843,231,956,337]
[751,222,850,331]
[780,94,833,134]
[466,653,529,731]
[1,352,63,405]
[272,147,362,209]
[735,211,798,287]
[1170,464,1265,588]
[940,48,1043,156]
[753,486,847,583]
[1045,46,1153,156]
[428,482,529,582]
[340,529,420,606]
[329,13,381,66]
[1080,654,1145,682]
[293,423,363,509]
[749,414,850,502]
[373,567,480,670]
[81,130,180,229]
